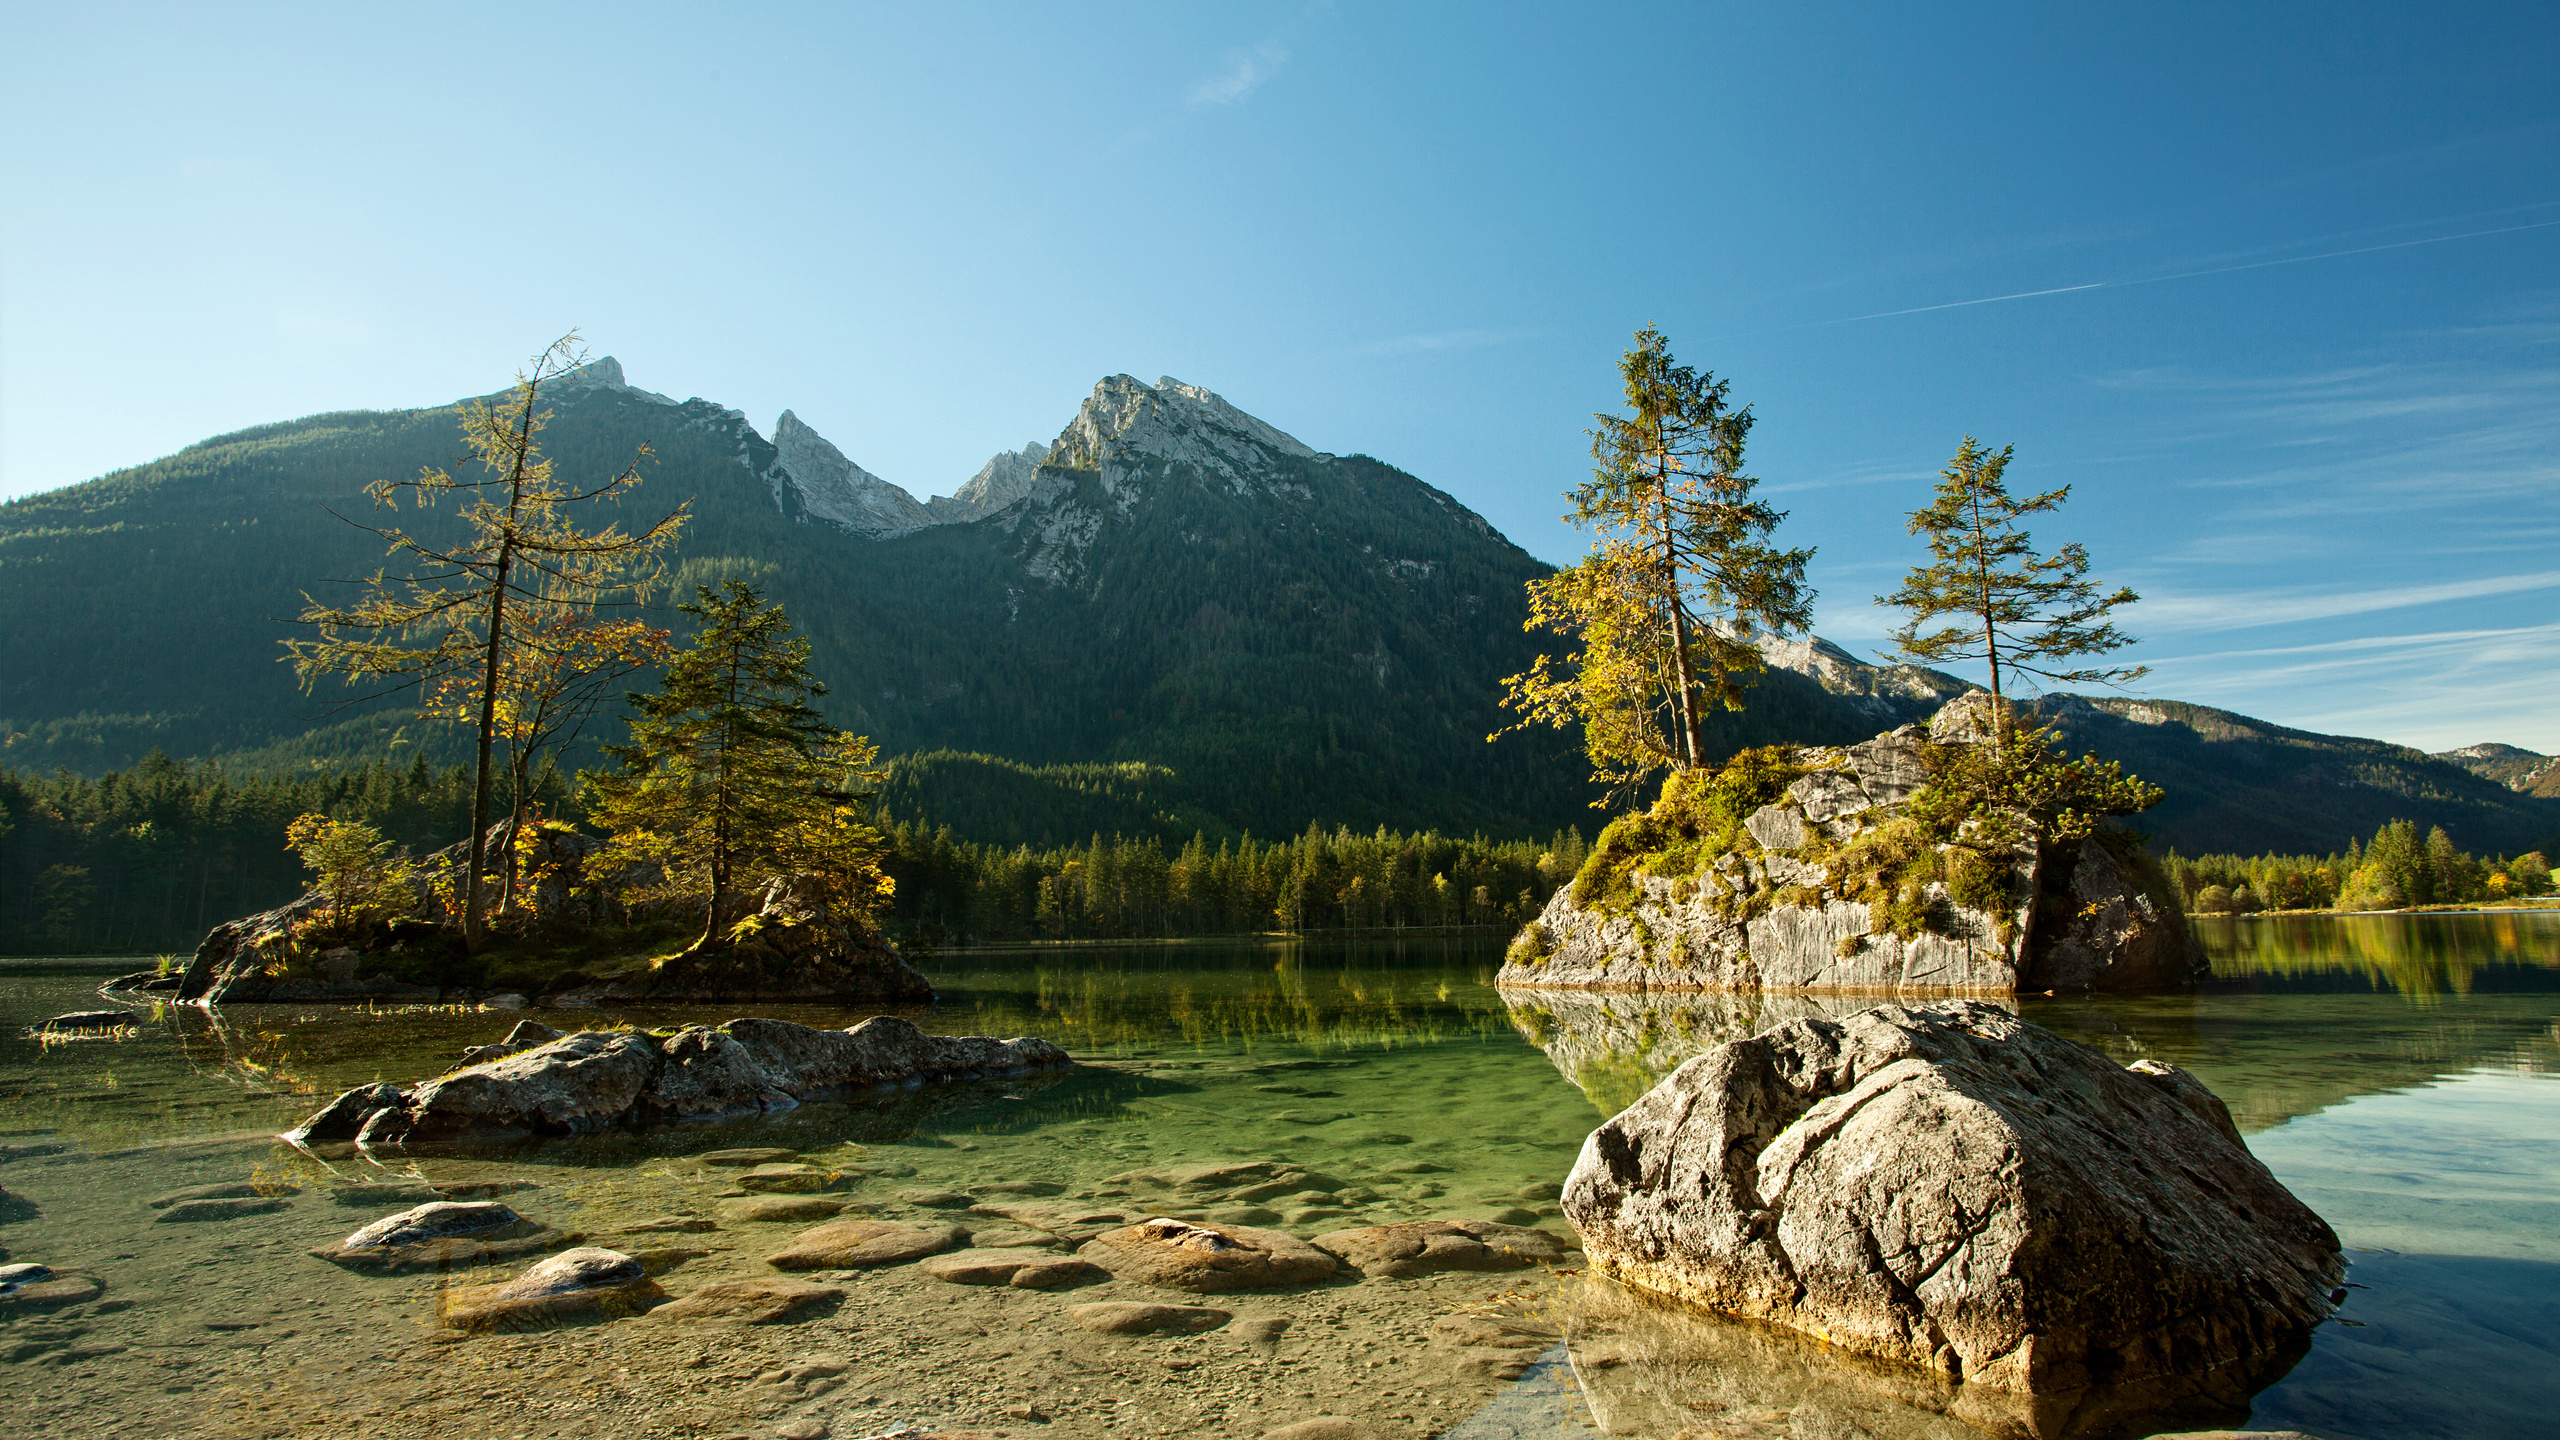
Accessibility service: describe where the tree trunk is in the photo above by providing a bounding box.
[461,385,540,952]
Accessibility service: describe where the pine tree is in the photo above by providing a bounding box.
[1877,437,2145,743]
[584,582,889,950]
[1497,327,1814,803]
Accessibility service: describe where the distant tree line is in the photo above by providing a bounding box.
[874,820,1592,943]
[0,742,1594,954]
[0,750,525,954]
[2165,819,2552,914]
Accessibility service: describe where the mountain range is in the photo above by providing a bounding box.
[2,359,2553,858]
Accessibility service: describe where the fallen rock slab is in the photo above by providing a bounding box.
[313,1200,559,1271]
[1068,1301,1233,1335]
[439,1247,666,1331]
[150,1182,300,1208]
[287,1015,1073,1145]
[1077,1218,1337,1293]
[1311,1220,1572,1278]
[1563,1001,2342,1396]
[767,1219,961,1271]
[646,1277,846,1324]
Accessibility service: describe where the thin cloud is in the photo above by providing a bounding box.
[2137,571,2560,634]
[1189,40,1288,105]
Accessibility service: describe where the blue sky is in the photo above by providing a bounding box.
[3,2,2555,751]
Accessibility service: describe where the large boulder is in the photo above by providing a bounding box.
[287,1015,1072,1145]
[1562,1002,2341,1397]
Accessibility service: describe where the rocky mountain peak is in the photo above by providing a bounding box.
[553,356,679,406]
[770,410,935,538]
[927,440,1052,524]
[1047,375,1318,494]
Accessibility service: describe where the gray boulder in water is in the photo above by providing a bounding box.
[287,1014,1073,1145]
[1561,1001,2341,1397]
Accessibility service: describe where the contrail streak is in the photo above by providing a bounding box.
[1825,217,2560,326]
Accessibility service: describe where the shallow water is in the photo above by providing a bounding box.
[0,914,2550,1440]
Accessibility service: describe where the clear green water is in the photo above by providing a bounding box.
[0,915,2551,1439]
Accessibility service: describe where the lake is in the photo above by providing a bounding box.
[0,911,2552,1440]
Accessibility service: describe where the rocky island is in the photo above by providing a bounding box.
[1500,697,2198,994]
[114,820,933,1008]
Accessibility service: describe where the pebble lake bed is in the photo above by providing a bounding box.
[0,914,2553,1440]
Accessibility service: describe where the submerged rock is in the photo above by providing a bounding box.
[149,1182,301,1209]
[153,1196,291,1223]
[285,1015,1072,1145]
[918,1247,1104,1289]
[765,1219,961,1270]
[1068,1301,1233,1335]
[644,1276,845,1324]
[1077,1218,1338,1293]
[312,1200,558,1271]
[1309,1220,1573,1279]
[439,1247,665,1331]
[1562,1001,2342,1396]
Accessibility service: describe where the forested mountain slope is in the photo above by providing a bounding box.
[6,360,2550,856]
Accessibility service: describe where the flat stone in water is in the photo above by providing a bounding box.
[619,1215,719,1233]
[1069,1301,1232,1335]
[917,1247,1104,1288]
[698,1148,801,1168]
[973,1180,1066,1196]
[1268,1110,1355,1125]
[153,1196,291,1223]
[735,1163,854,1194]
[1311,1220,1571,1278]
[645,1277,845,1324]
[1078,1218,1338,1292]
[722,1196,849,1224]
[0,1271,105,1308]
[768,1219,960,1270]
[896,1188,976,1209]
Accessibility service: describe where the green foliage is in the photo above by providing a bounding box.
[1878,438,2147,731]
[281,813,414,922]
[0,749,481,953]
[1905,719,2165,850]
[1568,745,1809,913]
[586,583,891,942]
[2163,821,2552,913]
[1499,327,1815,800]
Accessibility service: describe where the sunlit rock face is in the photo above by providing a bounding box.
[1501,723,2034,994]
[770,410,938,537]
[1562,1001,2344,1399]
[926,440,1050,523]
[1500,700,2200,996]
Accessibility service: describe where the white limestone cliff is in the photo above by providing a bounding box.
[770,410,937,538]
